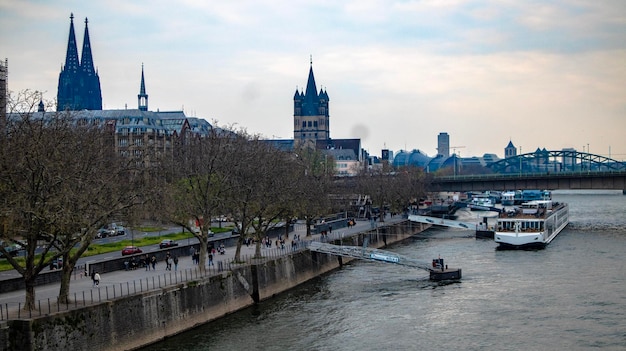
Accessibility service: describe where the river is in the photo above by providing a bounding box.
[143,191,626,351]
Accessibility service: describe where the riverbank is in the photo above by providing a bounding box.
[0,219,429,351]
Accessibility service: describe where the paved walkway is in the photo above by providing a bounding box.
[0,216,405,319]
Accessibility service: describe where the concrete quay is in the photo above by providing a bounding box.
[0,217,394,314]
[0,216,427,351]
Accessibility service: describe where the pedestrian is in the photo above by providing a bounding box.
[151,255,156,270]
[165,253,171,271]
[144,254,150,271]
[173,255,179,271]
[90,270,96,287]
[208,252,214,266]
[94,272,101,287]
[192,251,199,264]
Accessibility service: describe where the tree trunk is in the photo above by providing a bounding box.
[198,231,208,270]
[58,262,73,304]
[23,275,37,311]
[254,239,262,258]
[235,235,244,261]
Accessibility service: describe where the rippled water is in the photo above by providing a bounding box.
[145,192,626,351]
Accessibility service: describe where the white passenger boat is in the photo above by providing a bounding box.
[494,200,569,249]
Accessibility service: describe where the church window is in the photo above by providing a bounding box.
[302,121,306,128]
[314,121,318,127]
[308,121,312,127]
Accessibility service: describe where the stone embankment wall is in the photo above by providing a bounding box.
[0,220,426,351]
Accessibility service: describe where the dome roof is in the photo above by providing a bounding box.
[393,149,431,168]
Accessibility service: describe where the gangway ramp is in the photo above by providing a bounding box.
[308,241,461,281]
[408,214,495,239]
[408,214,477,230]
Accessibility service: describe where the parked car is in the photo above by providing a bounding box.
[50,257,63,270]
[0,243,22,258]
[96,223,126,238]
[159,239,178,249]
[96,228,109,238]
[121,246,142,256]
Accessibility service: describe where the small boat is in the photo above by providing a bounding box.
[501,191,517,206]
[494,200,569,249]
[468,195,494,210]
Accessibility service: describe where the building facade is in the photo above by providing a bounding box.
[293,60,329,148]
[57,14,102,111]
[0,59,7,126]
[437,132,450,157]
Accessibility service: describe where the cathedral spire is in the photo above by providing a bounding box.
[138,63,148,111]
[80,17,95,76]
[57,13,102,111]
[63,13,80,73]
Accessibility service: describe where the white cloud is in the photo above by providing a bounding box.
[1,0,625,160]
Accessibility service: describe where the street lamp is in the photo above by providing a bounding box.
[587,143,591,172]
[519,146,522,176]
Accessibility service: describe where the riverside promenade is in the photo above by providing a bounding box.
[0,216,407,320]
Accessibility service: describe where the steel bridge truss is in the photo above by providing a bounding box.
[488,150,626,174]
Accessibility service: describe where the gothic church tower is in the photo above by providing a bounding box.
[293,59,329,148]
[138,64,148,111]
[57,14,102,111]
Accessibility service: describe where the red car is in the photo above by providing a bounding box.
[121,246,142,256]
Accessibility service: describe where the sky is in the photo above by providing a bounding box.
[1,0,625,160]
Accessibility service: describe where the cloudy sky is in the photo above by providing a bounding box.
[1,0,625,160]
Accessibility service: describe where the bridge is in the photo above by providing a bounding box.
[308,241,462,281]
[431,151,626,192]
[431,170,626,192]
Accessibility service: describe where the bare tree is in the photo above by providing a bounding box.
[162,127,233,269]
[0,90,140,309]
[354,163,428,222]
[293,147,333,236]
[219,134,303,260]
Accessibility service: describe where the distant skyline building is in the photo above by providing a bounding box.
[57,13,102,111]
[505,140,517,158]
[0,58,7,126]
[293,59,329,148]
[437,132,449,157]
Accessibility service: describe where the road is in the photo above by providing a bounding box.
[0,225,224,281]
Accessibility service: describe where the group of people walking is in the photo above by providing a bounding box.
[164,252,179,271]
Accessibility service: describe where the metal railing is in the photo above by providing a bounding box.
[0,239,321,321]
[0,218,399,321]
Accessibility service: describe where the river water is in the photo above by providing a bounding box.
[144,192,626,351]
